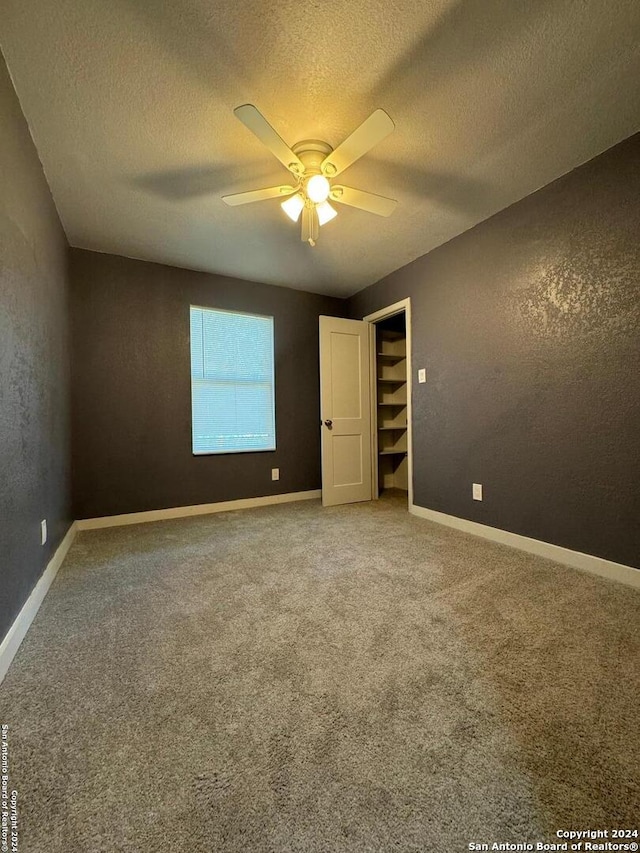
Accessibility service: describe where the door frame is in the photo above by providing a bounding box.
[363,298,413,507]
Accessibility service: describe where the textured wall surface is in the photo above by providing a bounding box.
[70,249,345,519]
[349,133,640,569]
[0,52,71,642]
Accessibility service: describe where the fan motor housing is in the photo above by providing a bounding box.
[291,140,333,176]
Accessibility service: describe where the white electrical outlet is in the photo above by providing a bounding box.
[271,468,280,481]
[418,368,426,383]
[472,483,483,501]
[40,519,47,545]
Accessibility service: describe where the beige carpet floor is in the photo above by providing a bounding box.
[0,492,638,852]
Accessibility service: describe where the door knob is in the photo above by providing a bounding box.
[324,419,333,428]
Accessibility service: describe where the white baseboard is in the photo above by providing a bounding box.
[410,503,640,589]
[76,489,322,530]
[0,521,77,685]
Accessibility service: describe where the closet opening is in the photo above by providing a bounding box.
[365,300,412,509]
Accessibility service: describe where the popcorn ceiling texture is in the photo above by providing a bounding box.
[349,133,640,569]
[0,495,638,851]
[1,0,640,295]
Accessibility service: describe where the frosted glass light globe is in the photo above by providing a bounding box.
[281,193,305,222]
[306,175,330,204]
[316,201,337,226]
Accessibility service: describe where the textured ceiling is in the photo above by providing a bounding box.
[1,0,639,296]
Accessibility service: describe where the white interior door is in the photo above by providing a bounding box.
[319,316,372,507]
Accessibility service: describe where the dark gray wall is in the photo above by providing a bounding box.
[0,52,72,641]
[70,249,345,518]
[349,133,640,569]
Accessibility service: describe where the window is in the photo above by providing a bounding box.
[190,306,276,454]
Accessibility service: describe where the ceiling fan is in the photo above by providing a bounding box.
[222,105,397,246]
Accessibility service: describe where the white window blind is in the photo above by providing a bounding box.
[190,306,276,454]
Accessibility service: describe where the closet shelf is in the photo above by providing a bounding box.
[377,353,406,364]
[377,323,408,493]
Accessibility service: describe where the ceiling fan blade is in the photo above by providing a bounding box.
[301,205,319,245]
[321,109,395,177]
[330,185,397,217]
[222,185,296,206]
[234,105,305,176]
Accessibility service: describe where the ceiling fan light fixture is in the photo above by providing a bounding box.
[316,200,337,226]
[281,193,305,222]
[228,105,397,245]
[306,174,330,204]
